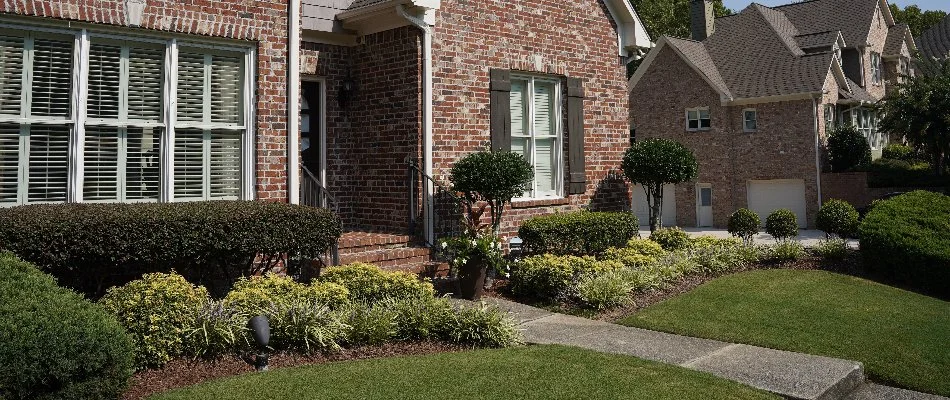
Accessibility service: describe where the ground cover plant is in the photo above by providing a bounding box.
[150,345,780,400]
[619,269,950,396]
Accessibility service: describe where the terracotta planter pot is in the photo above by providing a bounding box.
[458,257,488,300]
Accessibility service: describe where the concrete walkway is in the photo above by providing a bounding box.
[639,228,860,249]
[478,297,945,400]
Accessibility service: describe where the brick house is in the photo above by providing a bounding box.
[0,0,650,269]
[628,0,915,229]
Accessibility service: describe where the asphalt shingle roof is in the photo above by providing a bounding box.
[796,31,842,50]
[883,23,910,56]
[917,14,950,61]
[775,0,879,46]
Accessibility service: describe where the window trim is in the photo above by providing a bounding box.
[0,23,256,207]
[510,73,564,200]
[686,107,711,131]
[870,52,882,85]
[742,108,757,132]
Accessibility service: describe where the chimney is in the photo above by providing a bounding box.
[691,0,715,41]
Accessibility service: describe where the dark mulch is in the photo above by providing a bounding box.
[122,341,467,400]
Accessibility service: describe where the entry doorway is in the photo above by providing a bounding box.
[301,79,326,185]
[696,183,713,227]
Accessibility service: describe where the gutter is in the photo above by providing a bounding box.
[397,5,435,245]
[288,0,301,204]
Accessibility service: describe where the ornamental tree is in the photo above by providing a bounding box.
[826,125,871,172]
[450,150,533,235]
[621,139,698,232]
[879,59,950,176]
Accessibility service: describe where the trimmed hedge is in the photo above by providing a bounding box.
[0,201,342,296]
[816,199,859,238]
[765,209,799,240]
[0,252,134,399]
[860,191,950,297]
[518,211,639,256]
[508,254,624,300]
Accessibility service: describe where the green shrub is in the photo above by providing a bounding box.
[508,255,624,300]
[690,236,743,249]
[319,263,435,303]
[688,242,758,274]
[575,270,635,310]
[765,209,799,240]
[602,247,659,269]
[266,299,347,353]
[518,211,639,256]
[0,253,134,400]
[650,227,692,251]
[727,208,760,243]
[0,201,342,296]
[860,191,950,296]
[385,296,455,342]
[224,274,350,316]
[184,300,250,358]
[816,199,859,238]
[882,143,913,161]
[450,150,534,232]
[99,272,208,369]
[446,302,522,348]
[865,158,948,188]
[625,238,666,257]
[764,241,806,262]
[341,302,398,346]
[813,239,850,261]
[827,125,871,172]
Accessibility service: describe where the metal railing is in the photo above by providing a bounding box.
[408,159,465,255]
[300,166,339,269]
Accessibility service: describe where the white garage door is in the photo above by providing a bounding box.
[633,184,676,227]
[747,180,807,228]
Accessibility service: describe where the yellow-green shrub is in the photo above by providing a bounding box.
[509,254,623,300]
[690,236,743,249]
[319,263,434,303]
[603,238,666,268]
[223,274,350,316]
[99,272,208,369]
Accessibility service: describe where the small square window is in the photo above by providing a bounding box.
[687,108,710,131]
[743,109,757,132]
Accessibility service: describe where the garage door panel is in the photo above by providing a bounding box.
[633,184,676,227]
[747,180,806,228]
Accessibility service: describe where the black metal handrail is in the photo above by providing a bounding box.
[300,166,339,268]
[408,159,465,254]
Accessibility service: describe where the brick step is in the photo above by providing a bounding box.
[338,246,432,270]
[338,232,413,255]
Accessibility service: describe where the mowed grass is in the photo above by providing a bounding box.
[150,345,779,400]
[618,269,950,396]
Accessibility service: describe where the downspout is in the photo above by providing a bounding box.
[397,5,434,245]
[813,96,823,210]
[287,0,302,204]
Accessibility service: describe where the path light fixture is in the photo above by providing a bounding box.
[508,237,523,260]
[248,315,270,371]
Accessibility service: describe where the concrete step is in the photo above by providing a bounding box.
[843,383,949,400]
[481,297,874,400]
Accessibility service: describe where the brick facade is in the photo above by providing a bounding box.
[630,46,826,228]
[431,0,632,238]
[2,0,291,202]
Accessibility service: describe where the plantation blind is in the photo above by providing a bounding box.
[509,79,530,177]
[0,36,24,116]
[28,125,70,202]
[31,38,73,118]
[533,81,556,196]
[0,124,18,203]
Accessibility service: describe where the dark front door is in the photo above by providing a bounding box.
[301,81,323,182]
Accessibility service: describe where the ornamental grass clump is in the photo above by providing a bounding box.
[575,269,636,310]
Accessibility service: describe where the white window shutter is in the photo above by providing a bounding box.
[0,124,18,203]
[0,36,24,116]
[173,128,204,199]
[87,44,121,119]
[127,47,164,122]
[27,125,70,202]
[31,38,73,118]
[82,127,119,200]
[176,52,205,122]
[209,130,241,198]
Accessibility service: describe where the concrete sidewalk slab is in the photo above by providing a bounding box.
[844,384,949,400]
[520,314,616,344]
[479,297,554,324]
[557,324,732,365]
[638,228,860,249]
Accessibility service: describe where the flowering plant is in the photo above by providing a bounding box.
[439,231,507,277]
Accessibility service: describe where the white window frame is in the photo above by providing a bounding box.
[510,74,564,200]
[742,109,757,132]
[870,52,882,84]
[686,107,710,131]
[0,23,256,207]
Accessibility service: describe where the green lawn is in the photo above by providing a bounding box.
[618,269,950,396]
[150,345,779,400]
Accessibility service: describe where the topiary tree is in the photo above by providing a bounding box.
[827,125,871,172]
[621,139,698,232]
[451,150,533,235]
[727,208,760,244]
[816,199,859,239]
[765,209,799,241]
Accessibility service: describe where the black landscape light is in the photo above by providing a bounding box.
[248,315,270,371]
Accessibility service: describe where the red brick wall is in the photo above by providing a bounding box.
[630,45,822,228]
[3,0,291,201]
[431,0,632,238]
[302,27,422,232]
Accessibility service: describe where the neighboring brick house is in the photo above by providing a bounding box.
[628,0,915,229]
[0,0,651,268]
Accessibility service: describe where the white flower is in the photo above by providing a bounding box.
[441,241,448,249]
[504,272,510,278]
[471,239,478,246]
[460,258,468,264]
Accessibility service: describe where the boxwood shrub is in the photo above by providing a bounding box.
[860,191,950,296]
[319,263,435,303]
[0,252,134,400]
[518,211,638,256]
[0,201,342,295]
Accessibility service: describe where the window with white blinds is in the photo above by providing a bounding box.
[510,75,562,199]
[0,25,253,206]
